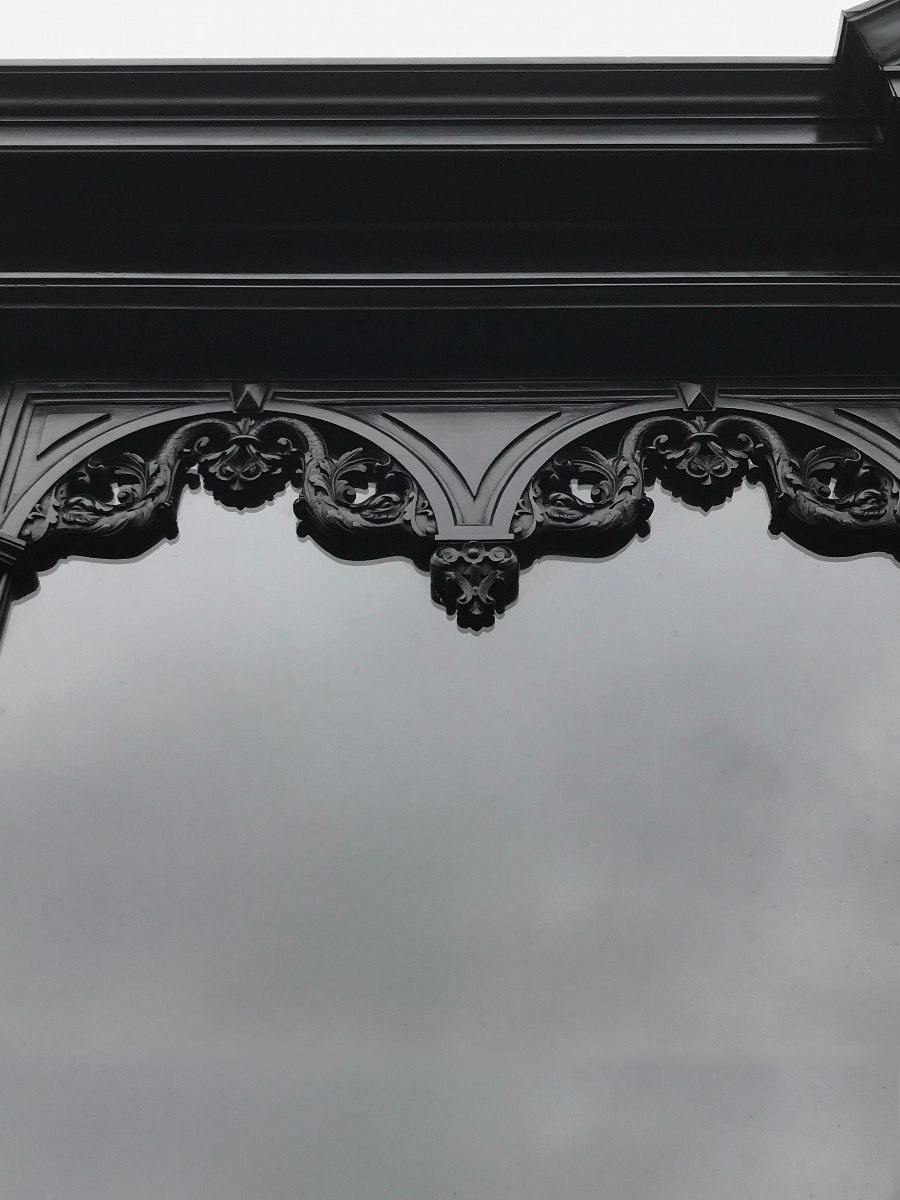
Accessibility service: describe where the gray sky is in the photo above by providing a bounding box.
[2,477,899,1199]
[1,0,852,59]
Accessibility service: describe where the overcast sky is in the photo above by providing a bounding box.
[2,476,900,1199]
[2,0,852,59]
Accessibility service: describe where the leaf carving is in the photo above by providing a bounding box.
[15,404,900,631]
[511,412,900,564]
[20,415,437,568]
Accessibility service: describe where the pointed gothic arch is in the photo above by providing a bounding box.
[3,383,900,633]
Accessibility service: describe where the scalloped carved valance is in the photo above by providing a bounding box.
[2,5,900,641]
[2,381,900,636]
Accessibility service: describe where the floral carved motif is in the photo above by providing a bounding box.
[430,542,519,631]
[190,416,303,507]
[13,407,900,631]
[295,436,437,553]
[512,413,900,564]
[20,415,437,568]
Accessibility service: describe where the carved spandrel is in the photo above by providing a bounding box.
[2,396,212,505]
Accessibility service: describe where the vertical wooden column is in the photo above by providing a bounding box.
[0,534,37,650]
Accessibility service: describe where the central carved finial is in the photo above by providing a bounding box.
[430,542,519,631]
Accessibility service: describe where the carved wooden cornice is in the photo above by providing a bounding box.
[3,2,900,639]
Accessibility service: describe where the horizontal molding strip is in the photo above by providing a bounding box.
[4,271,900,309]
[0,58,876,150]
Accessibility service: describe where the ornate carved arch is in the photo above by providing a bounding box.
[3,382,900,636]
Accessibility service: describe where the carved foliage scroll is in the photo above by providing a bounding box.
[21,415,437,568]
[512,413,900,563]
[14,407,900,631]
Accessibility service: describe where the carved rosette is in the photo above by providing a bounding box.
[13,406,900,632]
[190,416,303,508]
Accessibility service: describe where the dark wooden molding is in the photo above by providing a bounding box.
[2,3,900,377]
[837,0,900,145]
[0,59,871,151]
[0,531,38,651]
[3,2,900,637]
